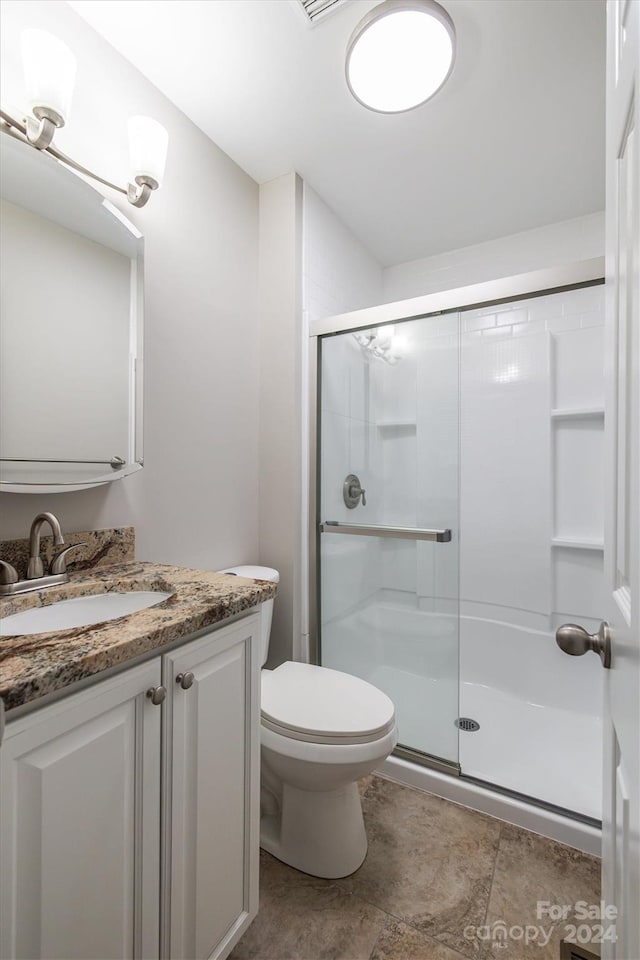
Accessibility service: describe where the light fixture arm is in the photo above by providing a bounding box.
[0,108,158,208]
[127,175,159,208]
[25,106,64,150]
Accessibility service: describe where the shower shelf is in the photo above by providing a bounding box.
[550,407,604,420]
[551,537,604,551]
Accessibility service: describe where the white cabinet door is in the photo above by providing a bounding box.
[0,660,162,960]
[164,614,260,960]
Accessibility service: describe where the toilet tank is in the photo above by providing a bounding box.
[218,565,279,666]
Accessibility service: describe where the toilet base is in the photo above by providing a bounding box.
[260,780,368,879]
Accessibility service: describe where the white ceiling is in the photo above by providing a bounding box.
[67,0,605,267]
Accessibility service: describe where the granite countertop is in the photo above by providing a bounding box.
[0,561,276,713]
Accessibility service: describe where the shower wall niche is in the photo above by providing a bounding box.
[317,279,605,821]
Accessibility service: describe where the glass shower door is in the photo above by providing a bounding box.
[317,311,460,769]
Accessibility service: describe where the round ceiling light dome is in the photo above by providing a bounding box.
[346,0,456,114]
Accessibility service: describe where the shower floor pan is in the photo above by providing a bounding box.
[368,663,601,821]
[458,679,601,821]
[321,597,603,834]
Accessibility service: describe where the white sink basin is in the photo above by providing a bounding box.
[0,591,173,637]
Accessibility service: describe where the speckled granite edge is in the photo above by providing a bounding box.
[0,526,135,578]
[0,561,276,712]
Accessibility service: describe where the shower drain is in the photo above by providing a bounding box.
[455,717,480,732]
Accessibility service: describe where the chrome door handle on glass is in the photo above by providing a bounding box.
[343,474,366,508]
[556,621,611,669]
[176,672,195,690]
[321,521,452,542]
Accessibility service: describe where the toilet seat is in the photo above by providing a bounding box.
[261,662,396,745]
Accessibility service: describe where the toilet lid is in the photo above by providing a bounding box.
[261,662,396,744]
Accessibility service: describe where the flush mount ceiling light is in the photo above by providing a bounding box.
[346,0,455,114]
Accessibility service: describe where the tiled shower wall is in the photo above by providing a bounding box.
[460,283,606,632]
[320,282,606,639]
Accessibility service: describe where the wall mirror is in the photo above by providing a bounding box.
[0,131,144,493]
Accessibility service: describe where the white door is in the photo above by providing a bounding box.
[163,615,260,960]
[0,660,162,960]
[603,1,640,957]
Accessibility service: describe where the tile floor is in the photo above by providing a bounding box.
[231,775,601,960]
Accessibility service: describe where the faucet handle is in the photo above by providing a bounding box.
[0,560,18,585]
[49,542,87,576]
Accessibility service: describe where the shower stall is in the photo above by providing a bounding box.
[310,262,605,852]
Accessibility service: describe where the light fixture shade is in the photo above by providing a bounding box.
[21,29,76,124]
[128,116,169,187]
[346,0,455,114]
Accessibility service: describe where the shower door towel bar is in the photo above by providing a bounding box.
[320,521,452,542]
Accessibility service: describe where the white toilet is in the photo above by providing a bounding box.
[220,565,397,879]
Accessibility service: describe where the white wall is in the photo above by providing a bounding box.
[0,1,260,573]
[302,185,383,326]
[383,212,604,302]
[258,174,303,668]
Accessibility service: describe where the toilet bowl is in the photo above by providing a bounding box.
[219,565,398,879]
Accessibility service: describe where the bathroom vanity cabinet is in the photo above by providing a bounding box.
[0,612,260,960]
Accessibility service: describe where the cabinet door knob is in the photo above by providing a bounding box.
[176,672,195,690]
[146,685,167,705]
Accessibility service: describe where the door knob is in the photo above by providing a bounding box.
[176,671,194,690]
[555,621,611,669]
[146,685,167,705]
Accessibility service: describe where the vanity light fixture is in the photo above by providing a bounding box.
[345,0,455,113]
[21,28,76,149]
[0,29,168,208]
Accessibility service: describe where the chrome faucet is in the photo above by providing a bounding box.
[0,513,86,597]
[27,512,65,579]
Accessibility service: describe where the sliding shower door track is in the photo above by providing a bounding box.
[461,775,602,829]
[390,750,600,828]
[393,745,461,777]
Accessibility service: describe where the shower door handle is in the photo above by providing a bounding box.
[320,521,452,542]
[555,621,611,669]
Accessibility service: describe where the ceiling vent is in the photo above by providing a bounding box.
[297,0,349,25]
